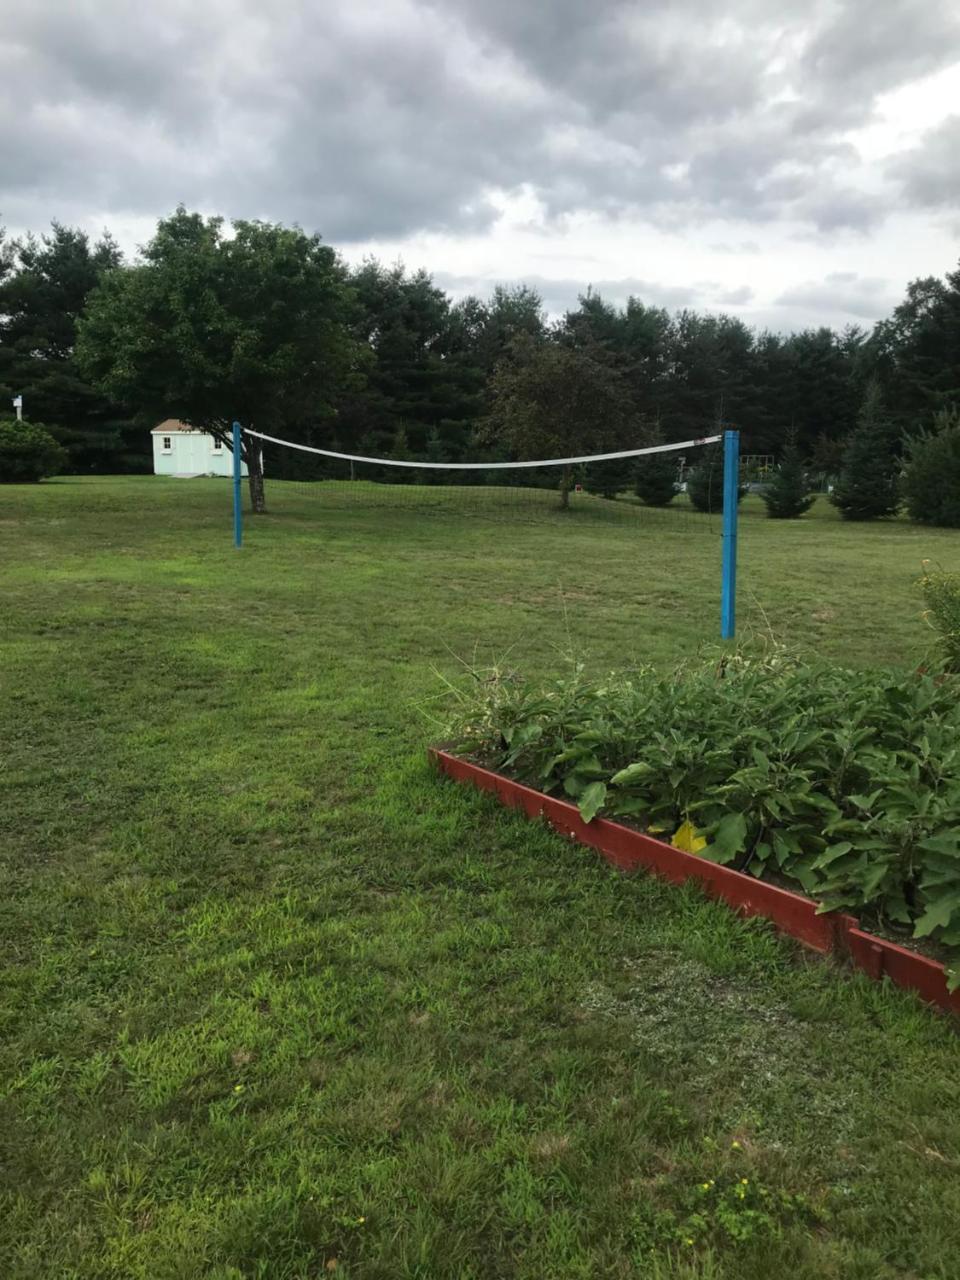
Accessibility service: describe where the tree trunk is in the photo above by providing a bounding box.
[246,441,266,513]
[559,465,573,510]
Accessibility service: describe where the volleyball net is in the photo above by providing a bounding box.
[229,425,740,635]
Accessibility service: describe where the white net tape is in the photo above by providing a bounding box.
[243,428,721,470]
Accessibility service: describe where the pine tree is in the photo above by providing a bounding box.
[830,380,901,520]
[685,447,745,513]
[584,456,632,498]
[902,407,960,527]
[390,425,415,484]
[761,433,815,518]
[418,426,448,485]
[634,428,678,506]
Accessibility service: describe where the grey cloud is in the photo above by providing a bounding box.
[774,272,897,319]
[888,116,960,210]
[1,0,958,243]
[800,0,960,100]
[715,285,754,305]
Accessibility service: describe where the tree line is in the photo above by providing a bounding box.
[1,208,958,517]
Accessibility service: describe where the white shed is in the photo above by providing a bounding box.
[151,421,248,478]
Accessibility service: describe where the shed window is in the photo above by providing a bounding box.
[162,436,172,451]
[212,436,223,451]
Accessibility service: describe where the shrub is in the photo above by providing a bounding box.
[0,419,68,482]
[583,457,632,499]
[686,449,745,514]
[830,380,900,521]
[761,436,815,519]
[918,565,960,671]
[447,651,960,987]
[634,451,678,506]
[903,408,960,527]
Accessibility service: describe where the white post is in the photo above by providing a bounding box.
[12,395,23,422]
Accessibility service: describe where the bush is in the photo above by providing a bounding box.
[686,449,745,514]
[830,380,900,521]
[903,408,960,527]
[919,566,960,672]
[583,457,632,499]
[634,450,678,506]
[761,436,815,519]
[448,651,960,987]
[0,419,68,482]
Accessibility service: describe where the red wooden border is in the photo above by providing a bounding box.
[430,749,960,1015]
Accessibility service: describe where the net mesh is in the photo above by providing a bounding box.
[240,430,725,532]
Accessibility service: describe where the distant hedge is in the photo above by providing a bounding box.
[0,419,68,483]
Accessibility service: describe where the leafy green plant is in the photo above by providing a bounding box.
[0,418,67,482]
[918,564,960,672]
[629,1149,819,1254]
[447,650,960,987]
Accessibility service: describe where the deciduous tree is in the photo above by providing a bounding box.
[77,208,363,511]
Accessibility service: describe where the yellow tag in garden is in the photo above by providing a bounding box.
[671,820,707,854]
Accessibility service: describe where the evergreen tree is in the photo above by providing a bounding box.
[418,426,448,485]
[0,223,140,472]
[583,456,633,498]
[830,380,901,521]
[761,433,816,518]
[685,447,745,513]
[902,407,960,527]
[634,423,678,505]
[875,269,960,423]
[389,425,415,484]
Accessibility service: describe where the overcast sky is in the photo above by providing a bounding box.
[2,0,959,331]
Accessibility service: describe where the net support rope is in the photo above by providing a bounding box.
[242,428,721,470]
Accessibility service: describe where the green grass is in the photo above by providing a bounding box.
[2,476,959,1279]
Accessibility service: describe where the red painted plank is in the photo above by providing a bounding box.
[844,927,960,1014]
[430,749,960,1015]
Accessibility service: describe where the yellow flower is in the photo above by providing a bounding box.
[731,1140,741,1149]
[685,1238,694,1246]
[741,1178,749,1185]
[701,1182,711,1190]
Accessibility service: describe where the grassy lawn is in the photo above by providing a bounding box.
[2,475,959,1279]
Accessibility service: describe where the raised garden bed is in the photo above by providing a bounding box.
[431,748,960,1016]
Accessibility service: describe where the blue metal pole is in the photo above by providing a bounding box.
[232,421,243,549]
[720,428,739,639]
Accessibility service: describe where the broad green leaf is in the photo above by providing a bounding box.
[609,796,649,817]
[708,812,748,862]
[913,893,960,938]
[811,841,853,869]
[848,791,882,812]
[563,773,587,799]
[578,781,607,824]
[610,761,654,786]
[919,833,960,857]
